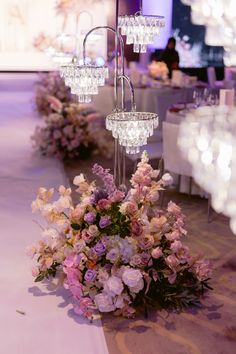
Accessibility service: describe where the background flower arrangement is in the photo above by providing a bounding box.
[148,61,169,81]
[32,98,113,160]
[28,152,211,319]
[34,72,73,116]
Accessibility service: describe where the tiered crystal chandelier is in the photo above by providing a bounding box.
[178,105,236,233]
[181,0,236,65]
[60,63,109,103]
[118,0,165,53]
[106,75,158,154]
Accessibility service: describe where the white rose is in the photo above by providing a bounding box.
[73,174,85,186]
[94,293,115,313]
[104,276,124,296]
[122,268,144,293]
[161,173,173,186]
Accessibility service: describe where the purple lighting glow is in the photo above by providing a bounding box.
[143,0,173,49]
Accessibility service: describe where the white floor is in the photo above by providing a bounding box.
[0,83,109,354]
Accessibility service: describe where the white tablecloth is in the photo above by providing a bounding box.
[92,85,195,125]
[0,88,109,354]
[164,107,206,197]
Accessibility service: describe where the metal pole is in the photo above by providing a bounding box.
[139,0,143,14]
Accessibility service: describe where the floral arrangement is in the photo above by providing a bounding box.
[55,0,78,15]
[148,61,169,81]
[28,152,211,319]
[33,33,56,53]
[34,72,73,116]
[32,97,112,160]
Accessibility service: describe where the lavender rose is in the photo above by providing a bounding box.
[93,241,106,256]
[84,211,96,224]
[84,269,97,282]
[99,216,111,229]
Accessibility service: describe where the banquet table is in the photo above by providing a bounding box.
[92,84,196,125]
[0,87,109,354]
[164,106,206,197]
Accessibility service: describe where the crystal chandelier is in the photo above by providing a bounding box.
[118,0,165,53]
[60,63,108,103]
[178,105,236,233]
[106,75,158,154]
[181,0,236,65]
[106,111,158,154]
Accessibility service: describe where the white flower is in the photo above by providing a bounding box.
[53,195,71,211]
[73,174,85,186]
[94,293,115,312]
[106,248,120,263]
[104,276,124,296]
[161,173,173,186]
[122,267,144,293]
[59,185,71,197]
[114,293,131,309]
[42,228,59,248]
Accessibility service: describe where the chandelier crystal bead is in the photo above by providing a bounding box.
[118,14,165,53]
[106,111,159,154]
[60,64,109,102]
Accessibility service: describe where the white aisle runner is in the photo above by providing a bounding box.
[0,90,109,354]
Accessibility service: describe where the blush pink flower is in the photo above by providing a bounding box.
[166,254,179,270]
[120,201,138,216]
[31,267,39,277]
[138,235,154,250]
[167,201,181,215]
[151,247,163,259]
[97,199,111,210]
[131,220,143,237]
[193,260,211,281]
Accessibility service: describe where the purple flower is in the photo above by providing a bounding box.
[93,241,106,256]
[91,189,108,203]
[84,211,96,224]
[92,164,117,196]
[84,269,97,282]
[99,216,111,229]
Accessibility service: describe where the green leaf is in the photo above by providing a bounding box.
[71,223,80,230]
[34,273,45,282]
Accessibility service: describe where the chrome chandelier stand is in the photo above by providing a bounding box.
[60,0,164,187]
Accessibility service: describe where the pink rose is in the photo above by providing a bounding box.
[81,229,94,243]
[166,254,179,269]
[170,240,183,254]
[97,199,111,210]
[167,201,181,215]
[110,190,125,202]
[131,220,143,237]
[166,230,180,241]
[151,247,163,259]
[88,225,99,238]
[120,201,138,216]
[138,235,154,250]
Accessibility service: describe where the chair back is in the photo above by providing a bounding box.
[162,121,192,177]
[207,67,216,88]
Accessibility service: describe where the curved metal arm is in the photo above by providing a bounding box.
[83,25,125,112]
[117,74,136,112]
[82,25,124,70]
